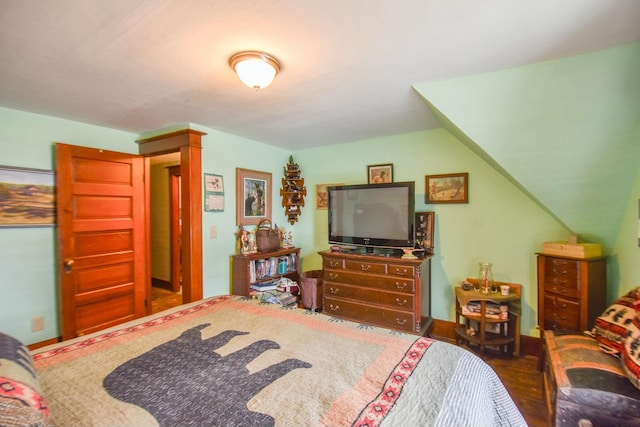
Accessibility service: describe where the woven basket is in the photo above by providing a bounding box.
[256,219,280,252]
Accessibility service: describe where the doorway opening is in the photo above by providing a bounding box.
[149,157,183,313]
[138,128,205,315]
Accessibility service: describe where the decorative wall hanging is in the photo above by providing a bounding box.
[236,168,271,225]
[367,163,393,184]
[0,165,55,227]
[425,172,468,204]
[204,173,224,212]
[414,211,435,254]
[280,156,306,224]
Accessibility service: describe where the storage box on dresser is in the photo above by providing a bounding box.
[318,250,432,336]
[536,253,607,332]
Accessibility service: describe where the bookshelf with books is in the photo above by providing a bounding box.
[231,247,300,297]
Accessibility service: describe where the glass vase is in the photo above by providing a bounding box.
[478,262,494,294]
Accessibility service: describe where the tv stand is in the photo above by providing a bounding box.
[319,250,432,336]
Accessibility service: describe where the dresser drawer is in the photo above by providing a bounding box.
[544,278,580,299]
[323,257,345,270]
[545,257,579,278]
[324,296,416,332]
[324,282,414,311]
[344,260,387,274]
[324,269,415,293]
[388,263,415,278]
[544,294,580,331]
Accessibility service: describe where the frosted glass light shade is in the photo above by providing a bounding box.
[229,51,281,90]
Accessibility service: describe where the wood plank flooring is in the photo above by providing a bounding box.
[486,354,549,426]
[151,289,549,426]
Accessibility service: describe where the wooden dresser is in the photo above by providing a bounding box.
[319,250,432,336]
[536,253,607,332]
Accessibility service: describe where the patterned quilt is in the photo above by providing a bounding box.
[27,295,525,427]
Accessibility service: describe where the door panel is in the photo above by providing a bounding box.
[56,143,147,340]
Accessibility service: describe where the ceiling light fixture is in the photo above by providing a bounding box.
[229,51,281,90]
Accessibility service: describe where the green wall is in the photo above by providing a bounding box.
[294,129,570,337]
[0,107,291,345]
[413,43,640,302]
[0,107,139,344]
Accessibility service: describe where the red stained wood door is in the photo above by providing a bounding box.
[56,143,148,340]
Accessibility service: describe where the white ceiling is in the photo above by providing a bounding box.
[1,0,639,150]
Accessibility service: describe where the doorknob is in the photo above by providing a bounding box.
[63,259,74,273]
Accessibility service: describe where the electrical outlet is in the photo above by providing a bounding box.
[209,225,217,239]
[31,316,44,332]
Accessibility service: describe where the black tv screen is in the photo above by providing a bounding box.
[327,181,415,250]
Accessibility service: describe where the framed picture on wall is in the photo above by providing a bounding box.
[425,172,468,204]
[236,168,271,225]
[367,163,393,184]
[0,165,55,227]
[316,183,344,209]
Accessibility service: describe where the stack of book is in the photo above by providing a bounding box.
[249,281,298,308]
[462,301,508,319]
[250,281,279,292]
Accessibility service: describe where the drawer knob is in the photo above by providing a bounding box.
[329,304,339,311]
[329,287,339,294]
[552,300,567,308]
[551,286,567,294]
[360,264,371,271]
[395,319,407,325]
[551,268,568,275]
[395,298,408,306]
[329,261,340,267]
[552,313,568,320]
[395,282,407,290]
[395,268,408,276]
[329,273,338,280]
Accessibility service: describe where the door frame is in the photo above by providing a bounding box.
[168,165,181,293]
[138,129,205,305]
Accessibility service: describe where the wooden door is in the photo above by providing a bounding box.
[56,143,148,340]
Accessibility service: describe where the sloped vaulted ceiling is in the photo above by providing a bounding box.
[414,43,640,251]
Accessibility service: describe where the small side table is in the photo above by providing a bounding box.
[454,281,522,357]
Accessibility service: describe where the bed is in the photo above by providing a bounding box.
[2,295,526,427]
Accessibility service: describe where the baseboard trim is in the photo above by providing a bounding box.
[431,318,542,357]
[27,337,60,351]
[152,277,172,290]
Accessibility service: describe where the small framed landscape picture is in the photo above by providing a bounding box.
[0,165,55,227]
[316,183,344,209]
[367,163,393,184]
[425,172,468,204]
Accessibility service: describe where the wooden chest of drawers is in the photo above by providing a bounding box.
[319,250,432,335]
[536,253,607,332]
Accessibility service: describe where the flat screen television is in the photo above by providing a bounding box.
[327,181,415,252]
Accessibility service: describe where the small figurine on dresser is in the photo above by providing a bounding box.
[283,230,293,248]
[247,228,257,253]
[236,226,249,255]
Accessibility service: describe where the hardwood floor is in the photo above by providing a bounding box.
[486,354,549,427]
[150,290,549,425]
[151,286,182,313]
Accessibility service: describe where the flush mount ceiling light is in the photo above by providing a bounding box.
[229,51,281,90]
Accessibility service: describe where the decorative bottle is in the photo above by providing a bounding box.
[478,262,494,294]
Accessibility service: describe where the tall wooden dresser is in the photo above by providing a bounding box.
[536,253,607,332]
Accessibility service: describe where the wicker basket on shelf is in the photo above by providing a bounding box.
[256,219,280,252]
